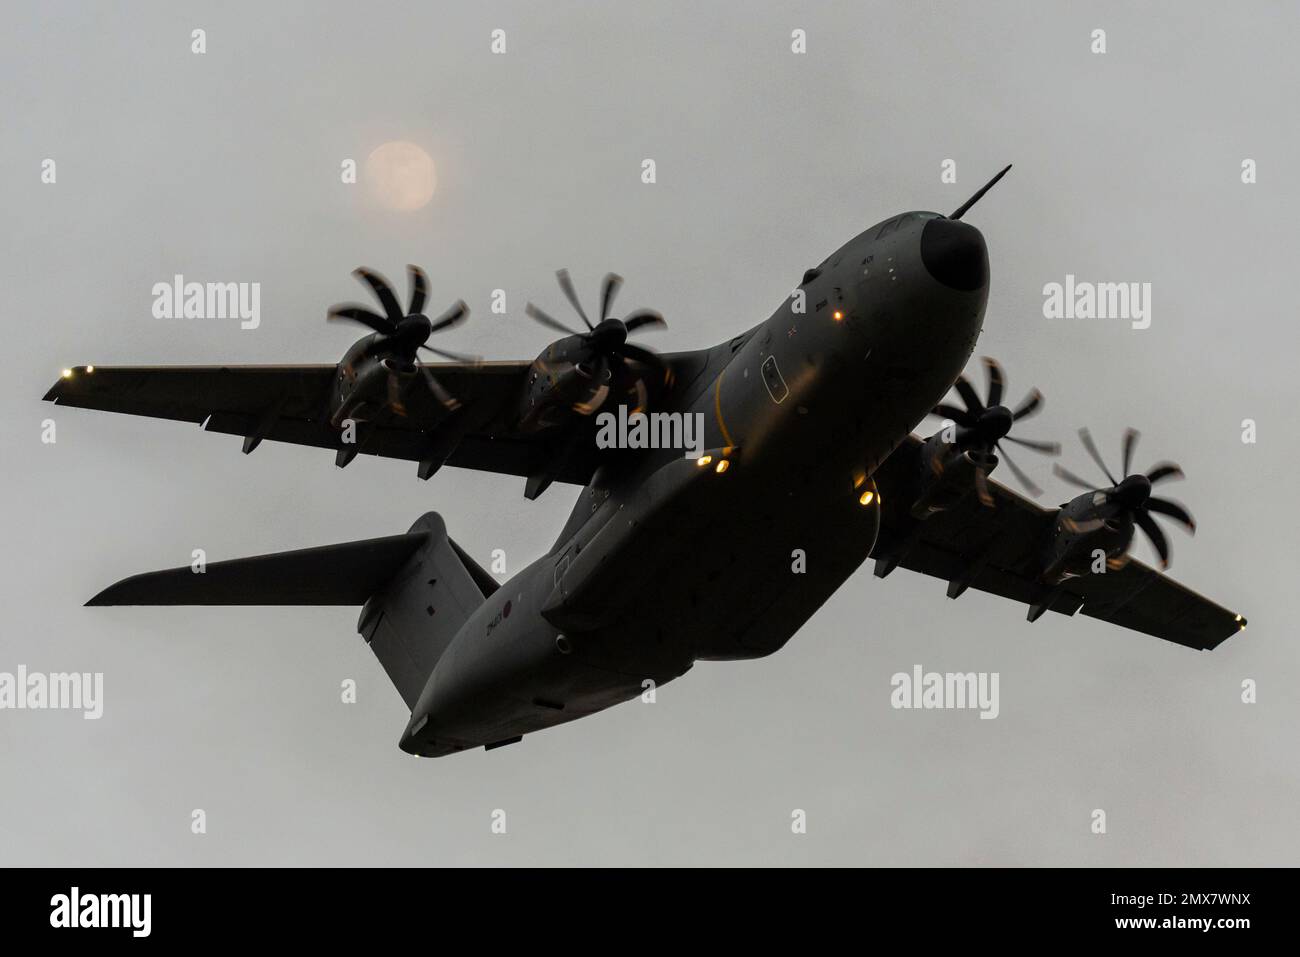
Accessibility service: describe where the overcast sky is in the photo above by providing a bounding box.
[2,0,1297,865]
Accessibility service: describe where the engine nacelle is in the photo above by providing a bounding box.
[1039,491,1135,583]
[908,435,995,519]
[517,340,612,434]
[329,335,417,428]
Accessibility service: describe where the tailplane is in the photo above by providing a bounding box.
[87,511,490,710]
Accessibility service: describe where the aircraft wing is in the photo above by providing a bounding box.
[41,361,597,486]
[869,435,1246,651]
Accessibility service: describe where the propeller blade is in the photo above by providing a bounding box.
[353,268,405,324]
[328,305,394,335]
[1004,435,1061,455]
[995,443,1042,497]
[419,345,482,364]
[407,265,429,316]
[623,309,667,334]
[953,375,984,415]
[599,273,623,323]
[974,467,994,507]
[1134,509,1171,569]
[428,299,468,334]
[982,357,1005,409]
[1063,516,1107,534]
[387,368,407,415]
[1078,427,1118,486]
[1121,427,1140,477]
[612,341,665,370]
[573,355,612,413]
[556,269,594,330]
[1146,497,1196,533]
[1011,388,1043,421]
[1053,463,1100,492]
[419,365,460,410]
[525,302,584,338]
[1146,461,1184,485]
[573,382,611,416]
[362,337,391,359]
[932,403,975,427]
[628,376,649,414]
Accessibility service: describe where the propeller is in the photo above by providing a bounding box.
[525,270,669,413]
[328,265,478,409]
[931,357,1060,504]
[1053,427,1195,570]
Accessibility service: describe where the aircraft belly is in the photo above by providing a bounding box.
[411,657,649,756]
[663,471,879,660]
[548,451,881,667]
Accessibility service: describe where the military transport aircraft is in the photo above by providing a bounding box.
[44,167,1247,757]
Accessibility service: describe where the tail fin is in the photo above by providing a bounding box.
[87,512,489,710]
[356,513,489,708]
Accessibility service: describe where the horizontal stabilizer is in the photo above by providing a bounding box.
[87,533,428,606]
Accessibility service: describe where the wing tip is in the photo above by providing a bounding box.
[85,570,154,606]
[85,583,127,606]
[44,365,100,402]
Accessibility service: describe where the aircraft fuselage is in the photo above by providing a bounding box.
[401,211,991,755]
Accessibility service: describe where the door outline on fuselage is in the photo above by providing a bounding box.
[760,354,789,404]
[554,546,573,598]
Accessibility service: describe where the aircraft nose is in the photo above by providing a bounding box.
[920,217,988,292]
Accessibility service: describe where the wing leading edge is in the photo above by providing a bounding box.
[42,362,598,485]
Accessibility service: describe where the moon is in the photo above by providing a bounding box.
[366,141,437,211]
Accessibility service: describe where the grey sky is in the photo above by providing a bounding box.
[2,0,1296,865]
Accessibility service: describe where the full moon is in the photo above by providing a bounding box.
[366,141,437,211]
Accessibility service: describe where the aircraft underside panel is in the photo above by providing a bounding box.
[543,452,881,667]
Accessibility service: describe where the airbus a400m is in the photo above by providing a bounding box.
[45,167,1246,757]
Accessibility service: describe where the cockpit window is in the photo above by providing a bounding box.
[876,217,903,239]
[876,212,944,239]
